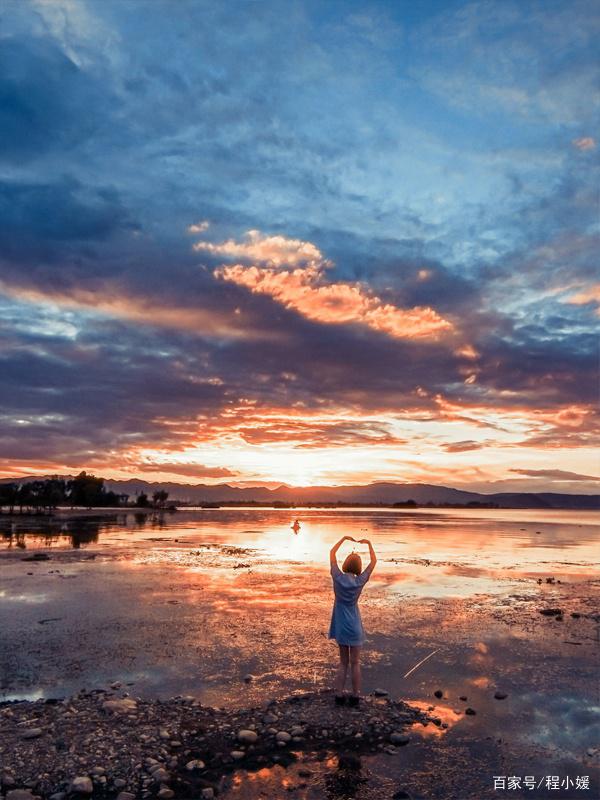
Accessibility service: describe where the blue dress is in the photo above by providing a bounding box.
[328,561,374,646]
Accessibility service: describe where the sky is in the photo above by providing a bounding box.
[0,0,598,493]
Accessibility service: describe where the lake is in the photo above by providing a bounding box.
[1,506,598,798]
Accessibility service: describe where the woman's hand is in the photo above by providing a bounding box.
[344,535,356,542]
[358,538,370,545]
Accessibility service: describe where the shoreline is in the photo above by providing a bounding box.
[1,689,429,799]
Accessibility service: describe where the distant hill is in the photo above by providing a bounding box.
[2,475,597,509]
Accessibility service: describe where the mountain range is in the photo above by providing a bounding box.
[115,479,598,509]
[3,476,596,509]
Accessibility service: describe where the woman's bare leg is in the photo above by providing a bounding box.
[335,645,349,694]
[350,646,361,696]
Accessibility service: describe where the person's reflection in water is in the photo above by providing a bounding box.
[324,752,367,799]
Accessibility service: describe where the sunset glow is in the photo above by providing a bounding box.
[0,0,598,496]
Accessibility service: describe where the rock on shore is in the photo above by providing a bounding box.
[0,689,430,798]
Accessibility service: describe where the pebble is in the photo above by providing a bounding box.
[116,794,136,800]
[276,730,292,743]
[243,673,254,683]
[70,776,93,795]
[150,767,169,783]
[373,688,389,697]
[201,789,214,800]
[231,750,245,760]
[7,792,39,800]
[434,689,443,698]
[494,691,508,700]
[237,728,259,744]
[20,728,44,739]
[157,788,174,799]
[185,759,205,770]
[102,698,137,714]
[465,707,477,716]
[389,732,410,746]
[459,695,468,701]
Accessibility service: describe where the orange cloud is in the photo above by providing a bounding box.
[199,230,453,340]
[564,283,600,315]
[194,229,325,267]
[572,137,596,151]
[0,279,255,340]
[187,219,210,234]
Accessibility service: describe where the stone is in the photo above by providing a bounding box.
[393,791,412,799]
[389,732,410,746]
[49,794,66,800]
[494,691,508,700]
[21,728,44,739]
[150,768,169,783]
[237,729,258,744]
[201,790,214,800]
[157,789,174,799]
[276,731,292,743]
[290,726,304,737]
[116,794,136,800]
[459,695,468,701]
[70,776,93,795]
[185,759,205,770]
[263,713,278,723]
[7,792,39,800]
[373,688,389,697]
[465,707,477,715]
[434,689,443,698]
[243,673,254,683]
[102,698,137,714]
[113,780,127,789]
[231,750,245,760]
[539,608,562,616]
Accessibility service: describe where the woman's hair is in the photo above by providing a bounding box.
[342,552,362,576]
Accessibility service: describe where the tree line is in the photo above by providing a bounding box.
[0,472,169,514]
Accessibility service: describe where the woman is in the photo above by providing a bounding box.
[328,535,377,707]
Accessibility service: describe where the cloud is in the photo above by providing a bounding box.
[0,281,252,340]
[202,230,453,340]
[563,283,600,314]
[134,462,238,479]
[572,137,596,151]
[510,468,600,482]
[444,440,486,453]
[187,220,210,234]
[195,229,325,267]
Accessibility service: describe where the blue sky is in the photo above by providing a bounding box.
[0,0,598,491]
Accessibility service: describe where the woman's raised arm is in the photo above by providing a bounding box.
[330,535,354,566]
[358,538,377,572]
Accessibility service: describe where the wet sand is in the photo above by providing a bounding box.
[0,508,598,799]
